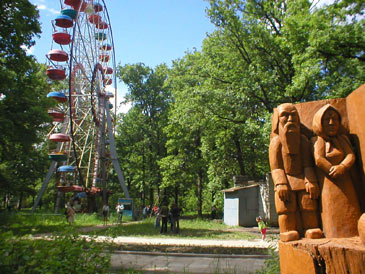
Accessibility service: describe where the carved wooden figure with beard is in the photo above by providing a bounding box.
[270,103,323,242]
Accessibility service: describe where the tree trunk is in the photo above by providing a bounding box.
[142,148,146,206]
[174,184,179,205]
[250,141,256,176]
[224,179,230,189]
[87,194,97,212]
[149,187,154,207]
[197,170,203,218]
[127,177,131,190]
[17,192,23,210]
[233,131,245,175]
[156,186,161,205]
[195,131,204,218]
[54,191,64,214]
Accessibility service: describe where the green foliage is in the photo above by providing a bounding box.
[206,0,364,108]
[158,0,364,215]
[116,63,171,206]
[0,0,40,63]
[181,188,200,213]
[282,0,365,98]
[0,1,54,203]
[93,0,365,218]
[0,231,111,274]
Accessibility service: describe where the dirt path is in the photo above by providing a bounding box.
[77,220,141,233]
[223,226,279,235]
[78,222,279,236]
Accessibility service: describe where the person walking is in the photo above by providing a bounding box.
[154,206,160,228]
[102,203,110,226]
[256,216,267,240]
[159,204,169,234]
[211,205,217,219]
[170,203,180,233]
[143,205,148,219]
[65,203,75,224]
[115,202,124,224]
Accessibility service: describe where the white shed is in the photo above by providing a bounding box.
[222,174,278,227]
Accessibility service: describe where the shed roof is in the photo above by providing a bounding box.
[222,183,259,193]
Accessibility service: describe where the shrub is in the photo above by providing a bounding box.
[0,231,111,273]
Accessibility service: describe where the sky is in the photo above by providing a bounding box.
[28,0,334,113]
[28,0,216,112]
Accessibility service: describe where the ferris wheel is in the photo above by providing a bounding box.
[32,0,129,212]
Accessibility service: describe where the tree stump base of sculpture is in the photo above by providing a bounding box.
[279,237,365,274]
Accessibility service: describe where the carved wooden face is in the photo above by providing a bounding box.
[322,109,340,137]
[278,104,300,132]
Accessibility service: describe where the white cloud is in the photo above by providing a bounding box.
[105,85,132,114]
[36,4,59,15]
[118,101,132,114]
[37,4,46,10]
[117,84,132,114]
[21,45,34,55]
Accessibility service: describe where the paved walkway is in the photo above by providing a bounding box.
[93,235,275,248]
[110,250,270,273]
[87,231,278,273]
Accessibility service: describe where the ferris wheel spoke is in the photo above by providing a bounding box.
[74,108,92,130]
[75,21,94,73]
[79,125,94,162]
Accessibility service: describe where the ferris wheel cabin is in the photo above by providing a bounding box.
[47,91,68,103]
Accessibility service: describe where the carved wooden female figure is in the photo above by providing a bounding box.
[312,104,361,238]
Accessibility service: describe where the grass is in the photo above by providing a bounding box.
[0,211,258,240]
[89,217,257,240]
[0,211,278,273]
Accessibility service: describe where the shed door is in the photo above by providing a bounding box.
[224,197,239,226]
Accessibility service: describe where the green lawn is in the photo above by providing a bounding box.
[1,211,258,240]
[89,217,258,240]
[0,211,277,273]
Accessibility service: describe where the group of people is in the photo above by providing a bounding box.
[142,205,152,218]
[151,203,181,234]
[64,196,84,224]
[101,202,124,226]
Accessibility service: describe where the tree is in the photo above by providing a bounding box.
[159,111,208,217]
[116,63,171,206]
[206,0,364,110]
[114,0,364,215]
[162,0,364,213]
[115,108,151,206]
[282,0,365,97]
[0,1,53,205]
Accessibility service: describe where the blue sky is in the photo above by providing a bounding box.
[29,0,215,111]
[28,0,333,112]
[30,0,215,66]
